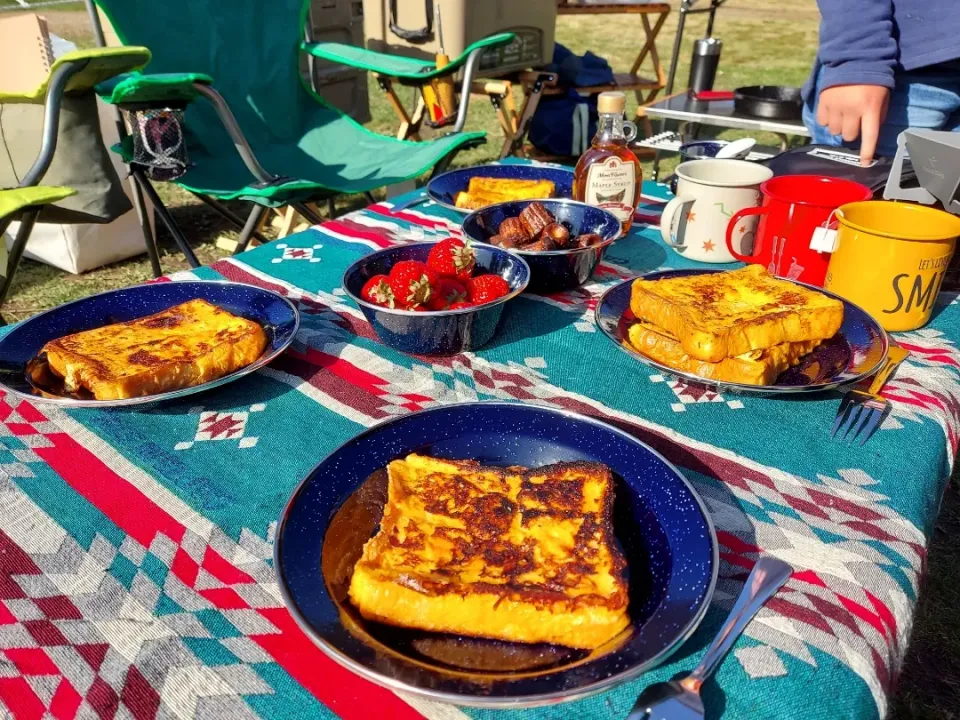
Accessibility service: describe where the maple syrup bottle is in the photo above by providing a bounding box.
[573,91,642,234]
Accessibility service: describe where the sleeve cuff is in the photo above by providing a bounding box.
[818,64,895,91]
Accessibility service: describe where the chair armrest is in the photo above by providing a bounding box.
[0,47,151,103]
[302,42,434,79]
[0,187,76,219]
[302,32,515,81]
[96,71,214,106]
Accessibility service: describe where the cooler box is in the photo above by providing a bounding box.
[362,0,557,75]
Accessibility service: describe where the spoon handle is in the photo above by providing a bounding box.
[683,556,792,692]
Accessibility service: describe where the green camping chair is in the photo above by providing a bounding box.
[85,0,512,256]
[0,46,151,322]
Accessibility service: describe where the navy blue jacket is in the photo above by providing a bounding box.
[805,0,960,99]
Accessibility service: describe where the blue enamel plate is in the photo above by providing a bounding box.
[276,402,716,707]
[0,281,299,408]
[427,163,575,213]
[596,269,888,395]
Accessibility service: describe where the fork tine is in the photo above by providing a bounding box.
[857,405,886,446]
[838,402,865,441]
[831,394,855,438]
[848,404,877,445]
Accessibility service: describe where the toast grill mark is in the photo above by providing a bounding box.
[127,350,163,367]
[142,314,184,329]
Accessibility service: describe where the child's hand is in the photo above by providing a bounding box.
[816,84,890,166]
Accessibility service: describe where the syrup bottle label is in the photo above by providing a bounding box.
[584,156,636,222]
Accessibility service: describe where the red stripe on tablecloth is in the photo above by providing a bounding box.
[252,607,424,720]
[368,202,458,231]
[3,400,421,719]
[271,352,391,420]
[50,679,82,720]
[865,590,899,650]
[34,433,186,549]
[716,530,760,555]
[0,677,45,720]
[836,594,887,637]
[323,219,397,248]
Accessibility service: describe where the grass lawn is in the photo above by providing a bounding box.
[4,2,960,718]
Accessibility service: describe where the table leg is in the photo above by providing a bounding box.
[633,11,669,83]
[498,73,550,159]
[378,76,423,141]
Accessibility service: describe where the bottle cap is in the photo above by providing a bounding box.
[597,91,626,115]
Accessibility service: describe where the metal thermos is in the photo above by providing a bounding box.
[688,38,722,93]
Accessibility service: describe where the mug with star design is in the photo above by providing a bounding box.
[725,175,872,286]
[660,159,773,263]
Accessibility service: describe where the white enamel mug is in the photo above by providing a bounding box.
[660,159,774,263]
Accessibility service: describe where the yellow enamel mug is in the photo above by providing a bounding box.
[824,201,960,331]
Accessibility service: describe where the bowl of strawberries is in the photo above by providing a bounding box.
[342,238,530,355]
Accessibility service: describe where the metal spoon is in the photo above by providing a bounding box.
[627,556,792,720]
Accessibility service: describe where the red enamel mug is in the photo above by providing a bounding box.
[724,175,873,286]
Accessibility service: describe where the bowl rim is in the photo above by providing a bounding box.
[341,240,531,317]
[461,198,624,257]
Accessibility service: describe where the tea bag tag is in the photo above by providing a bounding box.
[810,226,838,253]
[810,209,841,253]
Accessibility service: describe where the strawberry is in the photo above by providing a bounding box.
[427,238,476,281]
[427,277,468,311]
[448,301,473,310]
[388,260,437,308]
[360,274,395,308]
[466,274,510,305]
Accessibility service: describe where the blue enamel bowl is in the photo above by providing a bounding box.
[461,199,623,294]
[679,140,729,161]
[0,280,300,408]
[427,163,575,213]
[275,402,717,707]
[342,242,529,356]
[596,269,889,394]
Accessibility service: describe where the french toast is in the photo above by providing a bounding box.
[467,177,556,197]
[630,265,844,363]
[627,322,820,385]
[348,454,630,650]
[453,177,556,210]
[41,299,267,400]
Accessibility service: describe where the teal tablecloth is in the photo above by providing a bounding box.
[0,164,955,720]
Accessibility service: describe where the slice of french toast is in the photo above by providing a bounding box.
[629,265,844,363]
[42,299,267,400]
[628,321,820,385]
[348,454,630,650]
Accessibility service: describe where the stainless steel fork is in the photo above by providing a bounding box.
[831,344,909,446]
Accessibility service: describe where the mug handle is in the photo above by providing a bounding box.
[660,195,696,248]
[725,206,768,262]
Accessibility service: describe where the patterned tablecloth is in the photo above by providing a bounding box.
[0,166,957,720]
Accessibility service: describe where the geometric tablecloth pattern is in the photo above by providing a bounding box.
[0,169,957,719]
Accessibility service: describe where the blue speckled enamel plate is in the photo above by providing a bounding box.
[427,164,575,213]
[275,402,717,707]
[0,281,299,408]
[596,269,888,395]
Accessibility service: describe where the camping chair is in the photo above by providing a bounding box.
[85,0,508,256]
[305,34,514,142]
[0,46,152,323]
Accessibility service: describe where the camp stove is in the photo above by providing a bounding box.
[884,129,960,215]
